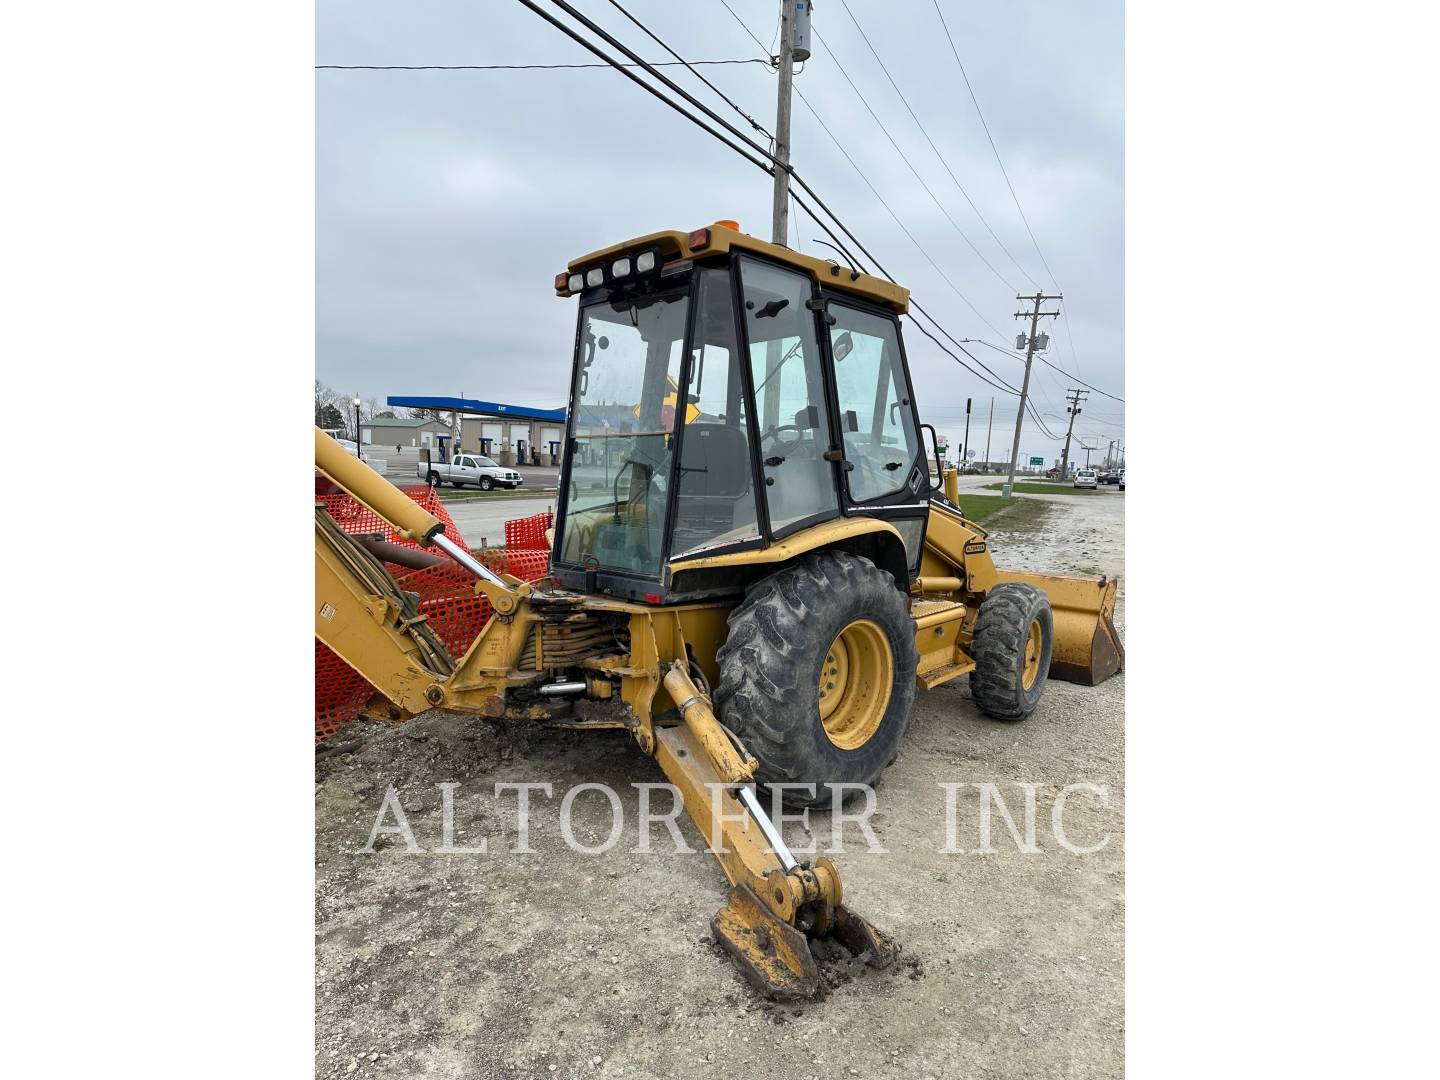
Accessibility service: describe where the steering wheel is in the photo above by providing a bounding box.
[761,424,803,452]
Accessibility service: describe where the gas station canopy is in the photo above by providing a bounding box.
[385,396,565,423]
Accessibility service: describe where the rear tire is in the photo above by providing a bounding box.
[715,551,919,808]
[969,584,1053,720]
[426,471,440,487]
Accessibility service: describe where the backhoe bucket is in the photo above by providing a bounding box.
[996,570,1124,685]
[711,885,898,1001]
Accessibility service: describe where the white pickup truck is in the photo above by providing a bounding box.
[419,454,523,491]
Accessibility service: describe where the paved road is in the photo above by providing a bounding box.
[366,445,561,489]
[442,496,557,548]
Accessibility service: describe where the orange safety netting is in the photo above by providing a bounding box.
[314,490,553,742]
[505,509,555,550]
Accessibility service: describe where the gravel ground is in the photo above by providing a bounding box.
[316,493,1124,1079]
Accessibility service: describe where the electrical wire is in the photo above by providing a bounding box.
[520,0,1018,401]
[1035,355,1125,403]
[808,26,1017,297]
[906,319,1021,397]
[930,0,1057,292]
[315,59,769,70]
[964,338,1125,404]
[791,86,1008,338]
[931,0,1094,384]
[718,0,770,54]
[836,0,1040,292]
[604,0,773,140]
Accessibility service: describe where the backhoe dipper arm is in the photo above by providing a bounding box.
[655,663,897,1001]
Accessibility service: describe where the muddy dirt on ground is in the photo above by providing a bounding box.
[316,493,1124,1079]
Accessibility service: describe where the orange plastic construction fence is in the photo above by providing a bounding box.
[314,488,553,741]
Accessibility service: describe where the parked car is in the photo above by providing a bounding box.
[419,454,523,490]
[1099,471,1121,485]
[1074,469,1098,489]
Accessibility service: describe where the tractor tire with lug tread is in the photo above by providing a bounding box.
[969,583,1053,720]
[715,550,918,809]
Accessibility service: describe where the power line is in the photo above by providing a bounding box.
[930,0,1094,384]
[603,0,773,140]
[709,1,1013,356]
[790,86,1007,338]
[931,0,1059,292]
[717,0,770,54]
[808,25,1018,297]
[1025,399,1063,440]
[315,59,769,71]
[907,319,1022,397]
[520,0,1012,402]
[836,0,1040,292]
[1036,354,1125,403]
[964,337,1125,404]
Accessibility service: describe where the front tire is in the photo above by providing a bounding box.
[479,476,494,491]
[715,551,919,808]
[969,584,1053,720]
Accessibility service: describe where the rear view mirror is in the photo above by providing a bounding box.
[833,331,854,362]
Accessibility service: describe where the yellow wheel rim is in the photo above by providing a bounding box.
[818,619,893,750]
[1022,619,1044,690]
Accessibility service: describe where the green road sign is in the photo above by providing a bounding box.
[1029,456,1045,466]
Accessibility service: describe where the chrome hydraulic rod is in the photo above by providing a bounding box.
[432,532,511,590]
[738,784,798,872]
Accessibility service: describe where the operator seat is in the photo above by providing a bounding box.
[673,422,753,552]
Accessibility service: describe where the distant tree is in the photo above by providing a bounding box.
[316,402,346,432]
[315,379,345,431]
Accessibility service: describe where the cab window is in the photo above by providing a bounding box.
[829,303,921,503]
[671,267,761,557]
[738,257,839,534]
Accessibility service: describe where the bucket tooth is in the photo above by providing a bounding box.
[827,904,899,969]
[712,884,822,1002]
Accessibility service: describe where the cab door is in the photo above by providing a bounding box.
[737,256,842,539]
[824,299,929,572]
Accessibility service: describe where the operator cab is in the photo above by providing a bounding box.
[550,222,929,602]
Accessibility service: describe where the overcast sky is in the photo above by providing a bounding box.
[317,0,1124,466]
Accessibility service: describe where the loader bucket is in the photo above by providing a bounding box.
[995,570,1125,685]
[711,884,898,1001]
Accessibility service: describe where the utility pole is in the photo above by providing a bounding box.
[961,397,972,471]
[1002,292,1062,497]
[984,396,993,472]
[1059,388,1087,480]
[769,0,798,245]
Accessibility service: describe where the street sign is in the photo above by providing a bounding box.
[1029,456,1044,466]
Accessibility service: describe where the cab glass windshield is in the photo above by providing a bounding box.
[558,287,688,577]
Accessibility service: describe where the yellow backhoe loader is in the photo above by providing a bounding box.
[314,221,1123,1001]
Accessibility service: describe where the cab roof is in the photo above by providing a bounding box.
[556,221,910,314]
